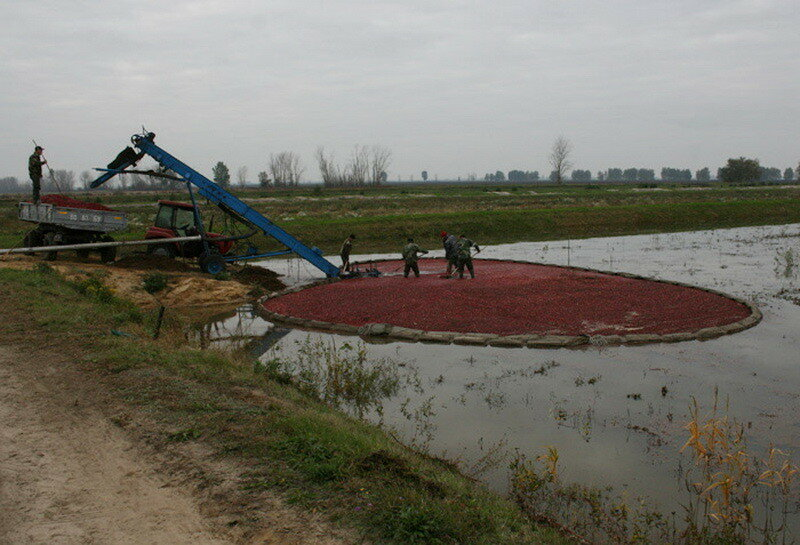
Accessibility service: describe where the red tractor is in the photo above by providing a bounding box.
[145,200,234,259]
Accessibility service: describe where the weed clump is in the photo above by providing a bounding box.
[369,502,449,544]
[510,393,800,544]
[73,275,116,304]
[142,273,168,294]
[264,338,402,418]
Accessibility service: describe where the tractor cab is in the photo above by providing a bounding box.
[145,200,233,258]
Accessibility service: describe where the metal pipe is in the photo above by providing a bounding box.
[0,235,203,256]
[223,249,293,262]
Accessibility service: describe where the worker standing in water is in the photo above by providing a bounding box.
[440,231,458,277]
[28,145,47,204]
[339,234,356,273]
[402,237,428,278]
[455,234,480,279]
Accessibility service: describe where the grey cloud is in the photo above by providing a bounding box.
[0,0,797,181]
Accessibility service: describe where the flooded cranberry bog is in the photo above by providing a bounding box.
[197,223,800,539]
[261,258,758,344]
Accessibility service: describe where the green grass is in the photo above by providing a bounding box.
[0,266,572,545]
[279,198,800,253]
[2,183,799,255]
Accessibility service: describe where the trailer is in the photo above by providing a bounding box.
[18,198,128,261]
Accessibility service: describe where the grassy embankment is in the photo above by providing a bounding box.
[0,265,571,545]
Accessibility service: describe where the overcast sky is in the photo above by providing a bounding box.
[1,0,797,182]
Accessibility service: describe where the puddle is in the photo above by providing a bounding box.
[198,223,800,534]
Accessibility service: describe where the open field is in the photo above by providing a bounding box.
[2,182,800,254]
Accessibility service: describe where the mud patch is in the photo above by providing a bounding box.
[231,265,284,294]
[113,253,195,272]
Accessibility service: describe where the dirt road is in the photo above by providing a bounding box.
[0,340,353,545]
[0,346,236,544]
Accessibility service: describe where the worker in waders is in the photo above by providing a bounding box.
[28,145,47,204]
[402,237,428,277]
[441,231,458,277]
[455,234,480,279]
[339,234,355,273]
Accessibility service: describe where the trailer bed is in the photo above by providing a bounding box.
[19,202,128,233]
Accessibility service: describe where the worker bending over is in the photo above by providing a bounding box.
[340,234,355,273]
[402,238,428,277]
[455,234,480,279]
[28,145,47,204]
[440,231,458,277]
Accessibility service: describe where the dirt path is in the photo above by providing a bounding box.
[0,346,236,545]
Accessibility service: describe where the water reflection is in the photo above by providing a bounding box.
[192,304,291,357]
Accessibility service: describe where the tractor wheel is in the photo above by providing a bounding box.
[23,229,43,255]
[100,246,117,263]
[148,244,176,258]
[199,250,226,275]
[99,235,117,263]
[42,231,59,261]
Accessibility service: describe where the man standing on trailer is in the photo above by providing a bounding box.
[455,234,480,279]
[28,145,47,204]
[402,237,428,278]
[340,233,356,273]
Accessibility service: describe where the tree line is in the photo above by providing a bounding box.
[472,137,798,185]
[209,145,392,189]
[481,162,797,184]
[1,140,798,194]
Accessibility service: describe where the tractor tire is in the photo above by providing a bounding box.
[22,229,43,255]
[199,250,226,275]
[148,244,176,258]
[99,235,117,263]
[100,246,117,263]
[42,231,59,261]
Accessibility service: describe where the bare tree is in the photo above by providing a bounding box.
[286,152,304,186]
[79,170,93,190]
[369,146,392,185]
[45,169,75,192]
[236,166,248,187]
[316,147,345,187]
[129,173,146,190]
[270,151,304,187]
[316,147,333,187]
[317,145,389,187]
[549,136,573,184]
[348,145,370,186]
[0,176,22,194]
